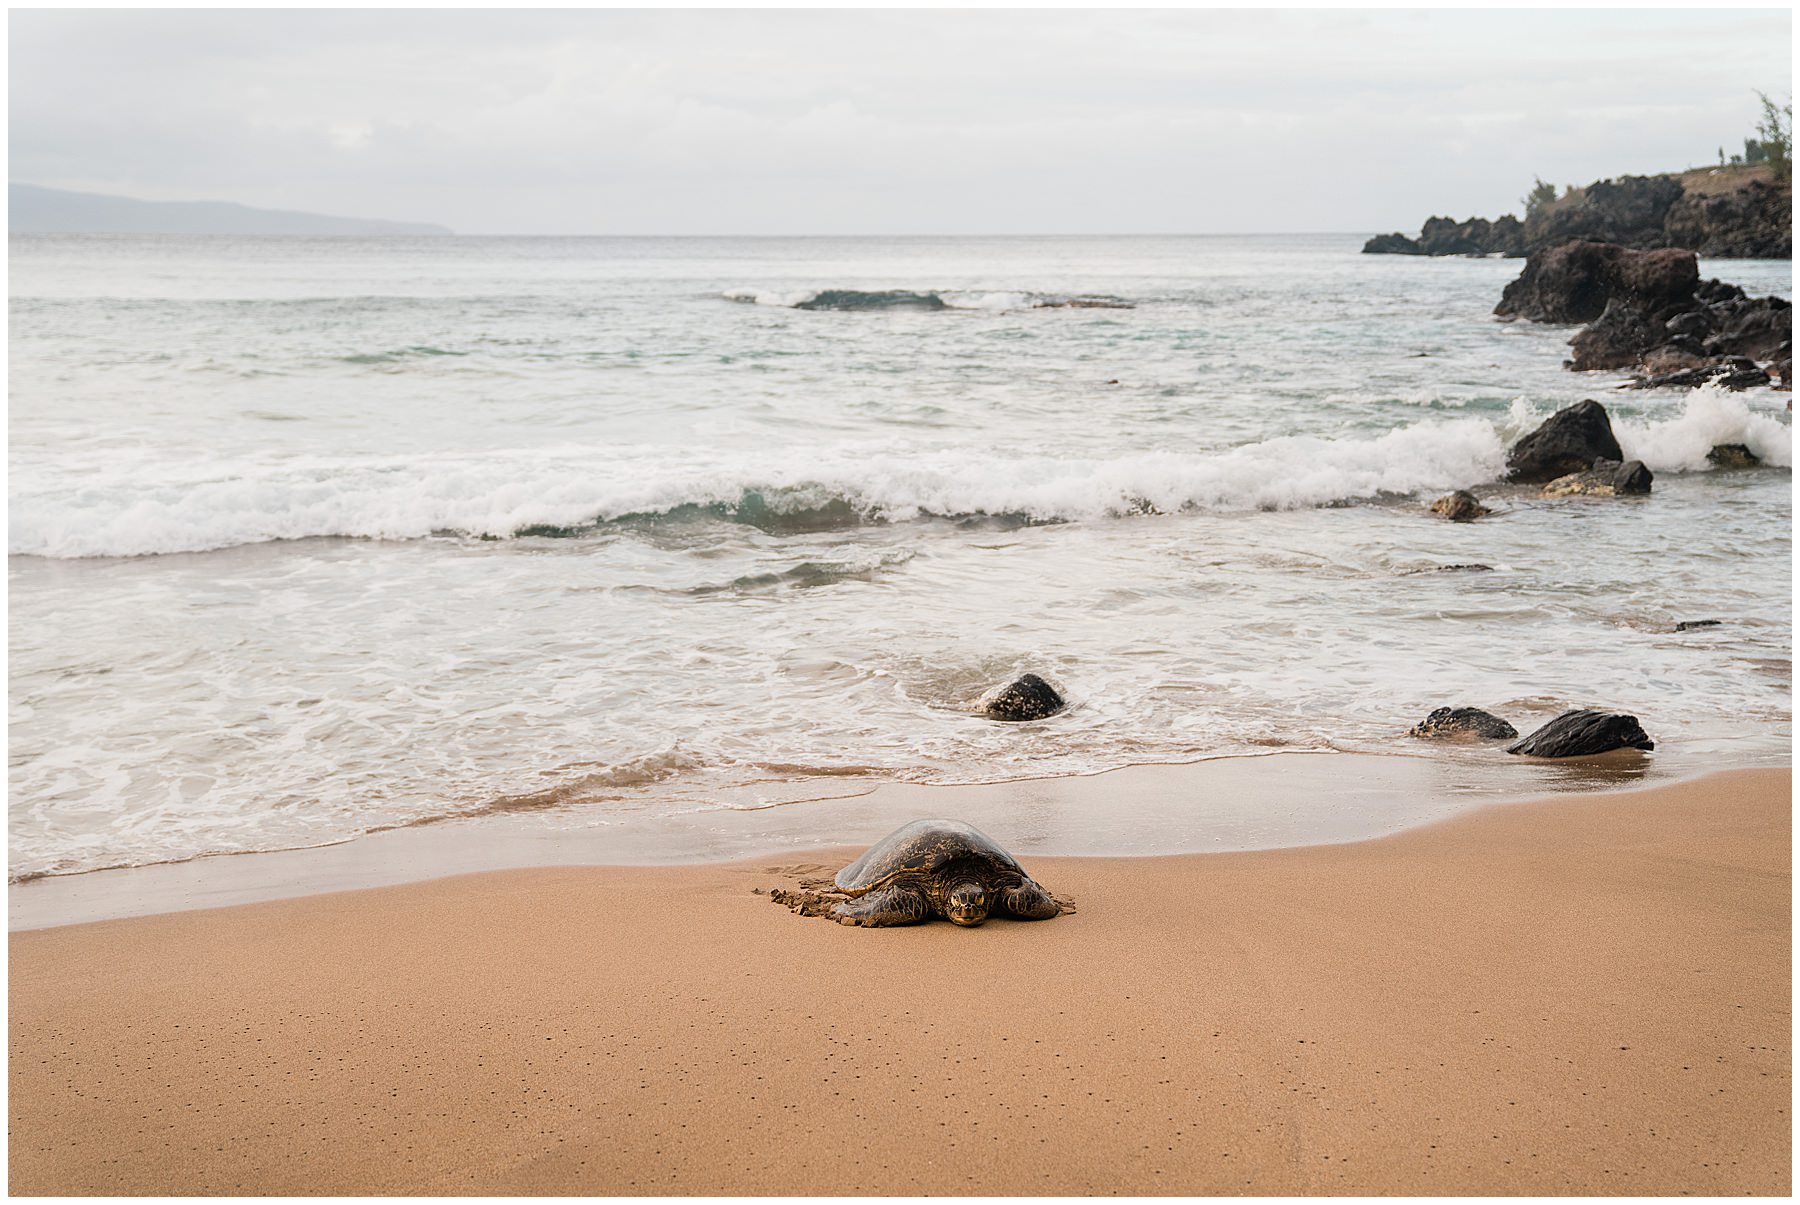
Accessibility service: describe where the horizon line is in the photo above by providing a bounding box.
[14,229,1394,239]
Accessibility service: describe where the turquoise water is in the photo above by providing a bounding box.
[8,234,1792,879]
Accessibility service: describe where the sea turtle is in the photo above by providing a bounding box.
[830,819,1062,927]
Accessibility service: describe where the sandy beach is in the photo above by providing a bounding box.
[9,767,1790,1195]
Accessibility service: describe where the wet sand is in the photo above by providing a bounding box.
[9,768,1790,1194]
[11,749,1666,932]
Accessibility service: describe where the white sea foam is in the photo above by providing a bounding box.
[1615,383,1794,471]
[43,385,1786,564]
[12,233,1793,886]
[943,290,1037,311]
[1502,396,1553,440]
[721,287,816,307]
[10,419,1509,558]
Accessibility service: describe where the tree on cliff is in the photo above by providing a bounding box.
[1522,177,1557,218]
[1754,90,1791,181]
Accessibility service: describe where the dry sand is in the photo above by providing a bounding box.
[9,768,1790,1195]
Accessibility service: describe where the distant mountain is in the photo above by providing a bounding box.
[9,183,452,236]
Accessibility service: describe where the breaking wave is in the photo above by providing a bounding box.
[1502,383,1793,471]
[12,419,1509,558]
[1614,383,1793,470]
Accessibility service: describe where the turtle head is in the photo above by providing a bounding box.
[944,881,990,927]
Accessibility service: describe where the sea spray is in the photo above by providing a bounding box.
[1614,383,1793,471]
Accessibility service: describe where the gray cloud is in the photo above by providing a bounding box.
[9,8,1791,234]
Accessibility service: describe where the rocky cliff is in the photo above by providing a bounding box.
[1365,167,1790,259]
[1494,239,1791,389]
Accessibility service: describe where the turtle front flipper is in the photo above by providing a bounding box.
[832,885,931,927]
[1000,879,1061,920]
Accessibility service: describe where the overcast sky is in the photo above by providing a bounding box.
[9,7,1792,235]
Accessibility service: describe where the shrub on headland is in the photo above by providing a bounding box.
[1754,90,1791,181]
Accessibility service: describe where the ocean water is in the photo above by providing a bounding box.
[8,233,1793,882]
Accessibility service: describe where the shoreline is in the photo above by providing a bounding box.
[7,747,1731,932]
[10,767,1788,1194]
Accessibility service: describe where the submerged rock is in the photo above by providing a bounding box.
[1506,709,1655,757]
[1036,297,1135,310]
[1429,490,1490,522]
[1707,443,1762,469]
[795,289,947,312]
[980,673,1066,722]
[1505,400,1624,483]
[1542,458,1652,498]
[1408,707,1518,741]
[1399,563,1493,576]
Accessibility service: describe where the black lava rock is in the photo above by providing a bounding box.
[1568,296,1666,371]
[1505,400,1624,483]
[1665,309,1713,338]
[980,673,1066,722]
[1631,357,1772,391]
[1614,460,1653,495]
[1495,241,1697,325]
[1505,709,1654,757]
[1362,232,1423,255]
[1407,707,1519,741]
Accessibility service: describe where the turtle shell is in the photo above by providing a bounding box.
[834,819,1026,896]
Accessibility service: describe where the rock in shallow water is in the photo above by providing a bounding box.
[1614,460,1653,494]
[1495,241,1697,325]
[1506,709,1654,757]
[1505,399,1624,484]
[1632,357,1771,392]
[1361,231,1423,255]
[1542,458,1652,498]
[1707,443,1762,469]
[1408,707,1518,741]
[1399,563,1493,576]
[980,673,1066,722]
[1429,490,1490,522]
